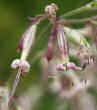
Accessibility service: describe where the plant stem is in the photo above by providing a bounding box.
[62,6,86,18]
[8,69,21,106]
[61,3,97,19]
[60,15,97,24]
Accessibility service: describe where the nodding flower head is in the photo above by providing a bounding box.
[9,18,38,106]
[9,22,37,106]
[46,24,56,62]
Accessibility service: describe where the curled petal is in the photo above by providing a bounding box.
[56,64,66,71]
[67,62,82,70]
[11,59,20,69]
[11,59,30,73]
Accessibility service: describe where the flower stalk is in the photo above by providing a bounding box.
[62,0,97,19]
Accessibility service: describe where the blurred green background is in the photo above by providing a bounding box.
[0,0,97,110]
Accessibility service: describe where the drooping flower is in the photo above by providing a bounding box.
[56,24,82,71]
[9,22,38,106]
[57,24,69,63]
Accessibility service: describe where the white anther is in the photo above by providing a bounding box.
[11,59,30,73]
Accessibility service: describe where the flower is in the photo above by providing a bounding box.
[9,22,38,106]
[56,24,82,71]
[11,59,30,73]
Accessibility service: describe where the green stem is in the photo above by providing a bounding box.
[60,15,97,24]
[61,3,97,19]
[62,6,86,18]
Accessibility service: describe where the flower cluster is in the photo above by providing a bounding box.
[9,3,95,106]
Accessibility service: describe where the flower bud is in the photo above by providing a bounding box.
[56,62,82,71]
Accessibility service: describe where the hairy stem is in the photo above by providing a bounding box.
[8,69,21,106]
[61,3,97,19]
